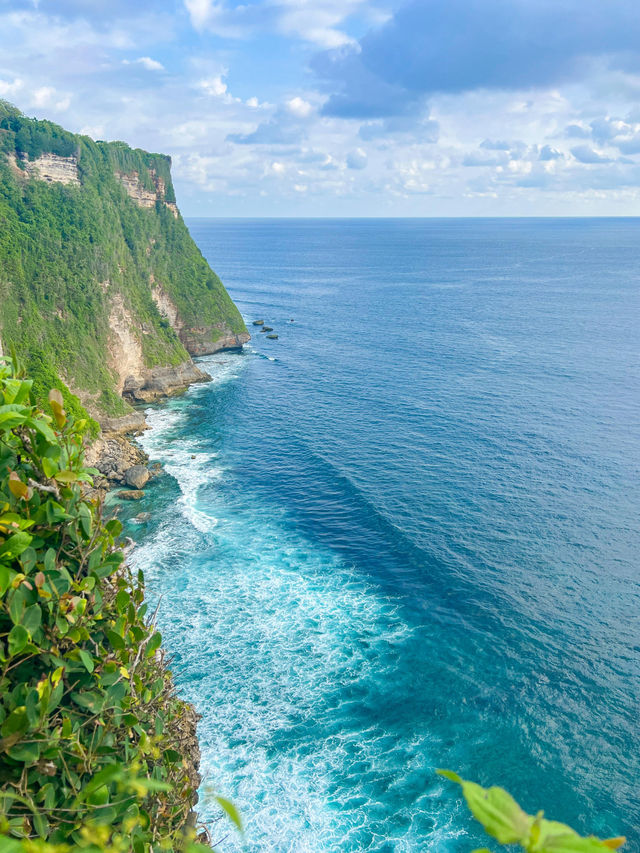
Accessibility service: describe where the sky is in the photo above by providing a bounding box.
[2,0,640,216]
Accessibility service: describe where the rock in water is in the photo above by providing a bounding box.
[266,334,279,340]
[119,489,145,501]
[252,319,264,326]
[135,512,152,522]
[261,326,274,332]
[124,465,150,489]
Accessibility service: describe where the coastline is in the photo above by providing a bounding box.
[88,344,248,842]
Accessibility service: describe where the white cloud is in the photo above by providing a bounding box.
[30,86,71,112]
[198,75,228,97]
[0,77,23,97]
[184,0,213,29]
[286,96,312,118]
[123,56,165,71]
[182,0,366,47]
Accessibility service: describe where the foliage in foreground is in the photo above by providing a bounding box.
[0,359,210,851]
[440,771,625,853]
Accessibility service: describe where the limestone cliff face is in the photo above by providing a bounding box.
[107,292,210,408]
[151,282,250,354]
[17,152,80,185]
[117,169,179,218]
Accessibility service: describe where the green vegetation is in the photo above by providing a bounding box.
[0,101,247,427]
[0,357,213,850]
[439,771,625,853]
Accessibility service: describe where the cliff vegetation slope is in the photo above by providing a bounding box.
[0,101,248,432]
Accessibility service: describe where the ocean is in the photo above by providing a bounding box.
[123,219,640,851]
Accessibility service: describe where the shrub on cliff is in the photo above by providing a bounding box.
[0,357,209,851]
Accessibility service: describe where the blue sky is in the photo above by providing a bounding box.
[2,0,640,215]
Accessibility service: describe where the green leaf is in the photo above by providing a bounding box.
[0,564,11,595]
[215,795,243,833]
[55,469,78,483]
[0,411,26,429]
[41,456,58,478]
[79,763,122,798]
[1,707,28,738]
[145,631,162,658]
[438,770,532,845]
[29,418,57,443]
[78,502,92,538]
[106,518,123,537]
[25,688,40,726]
[116,589,130,613]
[71,690,104,712]
[78,649,94,673]
[439,771,623,853]
[7,624,28,657]
[7,740,40,764]
[107,629,125,650]
[22,603,42,637]
[0,531,32,560]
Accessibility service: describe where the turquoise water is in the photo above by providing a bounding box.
[126,219,640,851]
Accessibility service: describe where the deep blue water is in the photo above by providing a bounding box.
[125,219,640,851]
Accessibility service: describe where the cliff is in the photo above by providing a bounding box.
[0,100,249,433]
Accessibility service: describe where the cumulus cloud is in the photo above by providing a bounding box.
[0,77,23,97]
[123,56,165,71]
[286,97,313,118]
[571,145,612,164]
[315,0,640,118]
[198,75,228,97]
[183,0,367,47]
[4,0,640,214]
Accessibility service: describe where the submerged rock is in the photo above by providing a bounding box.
[266,334,279,340]
[261,326,274,332]
[124,465,150,489]
[119,489,145,501]
[134,512,152,523]
[252,319,264,326]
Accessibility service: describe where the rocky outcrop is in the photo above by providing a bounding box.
[122,361,211,402]
[107,293,210,401]
[99,411,148,435]
[124,465,150,489]
[18,152,80,185]
[117,169,178,217]
[86,433,148,485]
[179,327,250,356]
[151,283,250,355]
[119,489,145,501]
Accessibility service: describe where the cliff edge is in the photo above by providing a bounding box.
[0,100,249,432]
